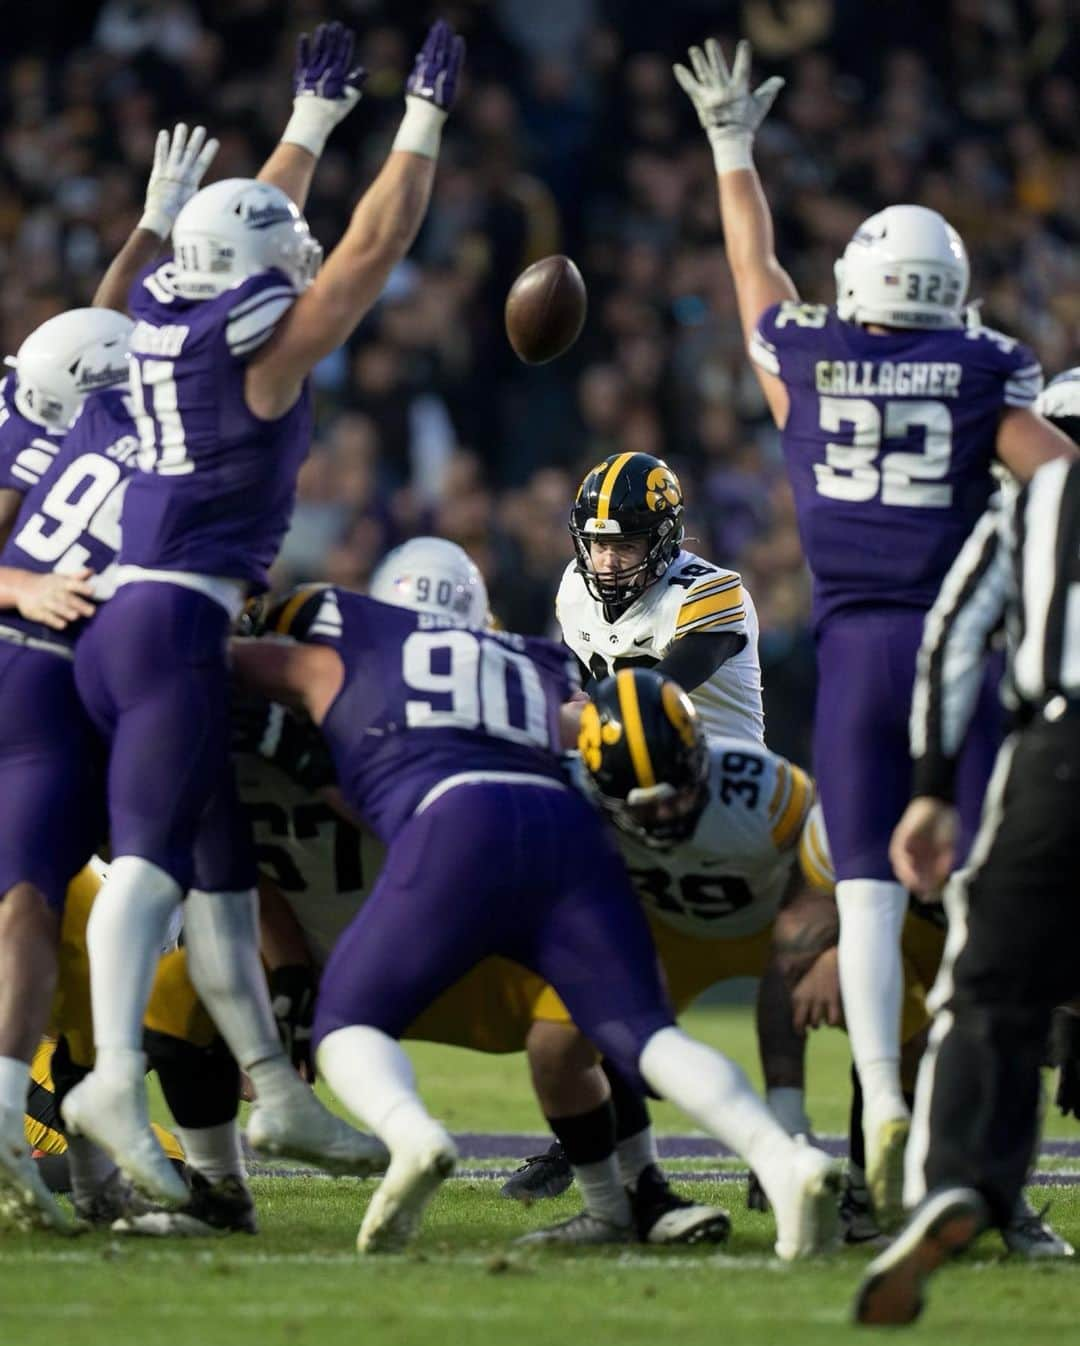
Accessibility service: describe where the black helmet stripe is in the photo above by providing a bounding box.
[615,668,656,788]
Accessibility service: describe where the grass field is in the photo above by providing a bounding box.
[2,1005,1078,1346]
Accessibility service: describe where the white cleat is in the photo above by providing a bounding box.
[866,1115,910,1233]
[0,1106,77,1234]
[61,1072,187,1206]
[356,1127,457,1254]
[246,1089,389,1177]
[771,1135,842,1261]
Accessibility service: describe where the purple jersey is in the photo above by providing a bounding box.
[120,261,311,590]
[0,389,138,648]
[750,302,1042,627]
[0,374,64,495]
[285,589,578,842]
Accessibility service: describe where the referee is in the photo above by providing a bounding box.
[854,371,1080,1327]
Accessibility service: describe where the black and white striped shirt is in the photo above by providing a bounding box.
[911,457,1080,798]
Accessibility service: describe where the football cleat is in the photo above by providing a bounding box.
[771,1135,842,1261]
[854,1187,986,1326]
[61,1074,188,1206]
[246,1090,389,1178]
[113,1170,257,1237]
[838,1171,885,1246]
[1001,1196,1075,1260]
[356,1126,457,1254]
[499,1141,573,1202]
[630,1164,730,1245]
[73,1168,157,1227]
[0,1105,77,1233]
[866,1115,909,1232]
[515,1211,633,1246]
[746,1169,769,1213]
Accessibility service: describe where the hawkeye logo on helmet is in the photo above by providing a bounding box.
[645,465,681,512]
[578,702,622,773]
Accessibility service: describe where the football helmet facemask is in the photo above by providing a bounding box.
[580,667,708,850]
[570,452,684,616]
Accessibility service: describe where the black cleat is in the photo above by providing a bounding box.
[853,1187,986,1326]
[630,1164,731,1246]
[113,1170,258,1237]
[499,1142,573,1202]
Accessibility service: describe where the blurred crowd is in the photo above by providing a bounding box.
[4,0,1079,761]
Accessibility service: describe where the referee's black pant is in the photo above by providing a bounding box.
[908,710,1080,1226]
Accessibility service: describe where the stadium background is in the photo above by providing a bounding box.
[4,0,1078,765]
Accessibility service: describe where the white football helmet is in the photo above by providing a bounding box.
[171,178,323,299]
[1035,367,1080,431]
[370,538,490,628]
[8,308,133,429]
[834,205,969,330]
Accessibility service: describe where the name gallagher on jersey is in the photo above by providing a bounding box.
[814,360,963,398]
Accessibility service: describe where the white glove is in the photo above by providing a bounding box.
[673,38,784,175]
[138,123,220,239]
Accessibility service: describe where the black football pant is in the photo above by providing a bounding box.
[908,713,1080,1227]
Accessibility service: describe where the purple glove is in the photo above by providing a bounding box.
[405,19,465,113]
[294,21,366,102]
[284,21,366,156]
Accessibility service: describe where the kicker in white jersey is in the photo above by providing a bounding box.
[556,549,764,742]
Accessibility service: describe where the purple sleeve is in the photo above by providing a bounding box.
[749,301,831,379]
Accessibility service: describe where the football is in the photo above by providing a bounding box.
[504,254,587,364]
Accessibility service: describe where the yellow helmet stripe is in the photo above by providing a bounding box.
[595,452,635,521]
[616,669,656,789]
[275,587,317,636]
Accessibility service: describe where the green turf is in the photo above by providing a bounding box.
[5,1005,1078,1346]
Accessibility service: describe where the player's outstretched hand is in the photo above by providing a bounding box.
[889,796,958,898]
[139,123,220,240]
[673,38,783,174]
[284,21,367,156]
[406,19,466,113]
[15,568,96,629]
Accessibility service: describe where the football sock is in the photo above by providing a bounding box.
[67,1135,119,1205]
[0,1055,29,1116]
[835,878,908,1124]
[767,1086,812,1137]
[615,1126,660,1188]
[639,1027,794,1200]
[317,1025,438,1144]
[177,1121,245,1184]
[549,1102,629,1226]
[184,889,282,1070]
[88,856,182,1056]
[603,1059,658,1187]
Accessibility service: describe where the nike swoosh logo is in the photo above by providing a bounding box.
[633,637,651,647]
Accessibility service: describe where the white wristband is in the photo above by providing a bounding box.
[391,96,447,160]
[708,132,754,176]
[136,208,172,240]
[281,100,337,158]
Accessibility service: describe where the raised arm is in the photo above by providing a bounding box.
[258,22,366,211]
[246,21,464,421]
[93,124,219,312]
[675,39,795,426]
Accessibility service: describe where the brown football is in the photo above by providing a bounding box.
[505,255,587,364]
